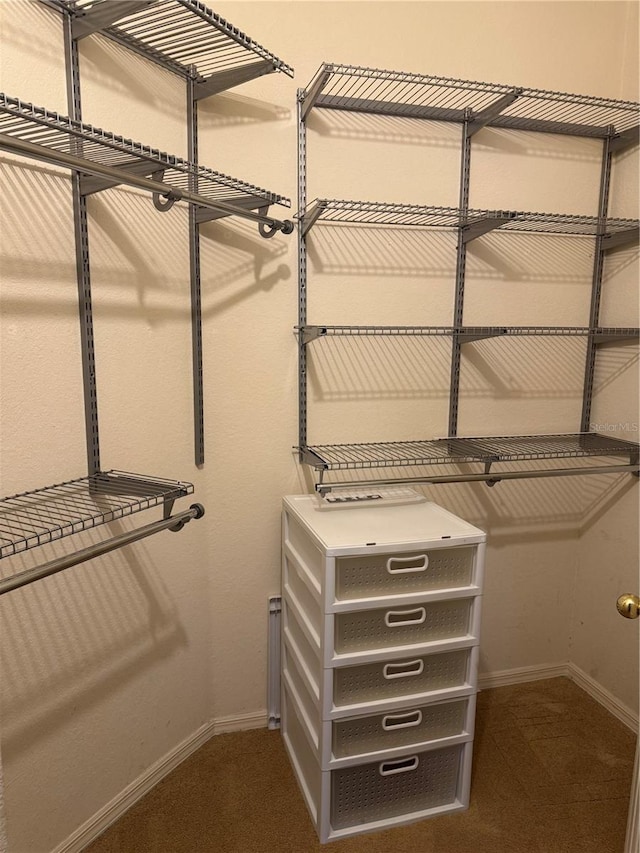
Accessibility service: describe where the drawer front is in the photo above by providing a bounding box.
[331,742,466,830]
[334,647,473,708]
[334,598,474,655]
[333,695,473,759]
[335,546,476,602]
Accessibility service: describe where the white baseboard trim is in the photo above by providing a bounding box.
[478,662,569,691]
[53,711,267,853]
[479,662,638,733]
[566,662,639,733]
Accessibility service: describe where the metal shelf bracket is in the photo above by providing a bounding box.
[610,125,640,153]
[299,326,328,345]
[300,200,327,236]
[468,89,523,135]
[300,66,334,121]
[602,226,640,252]
[461,213,515,243]
[193,60,278,100]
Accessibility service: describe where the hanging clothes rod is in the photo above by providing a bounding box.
[0,503,205,597]
[0,133,294,236]
[315,463,640,495]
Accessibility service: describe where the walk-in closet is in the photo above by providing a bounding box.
[1,2,638,852]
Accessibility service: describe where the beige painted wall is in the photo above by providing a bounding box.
[0,1,638,850]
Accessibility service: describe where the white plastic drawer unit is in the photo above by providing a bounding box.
[282,493,485,612]
[280,491,486,843]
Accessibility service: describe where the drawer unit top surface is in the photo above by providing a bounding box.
[283,493,485,555]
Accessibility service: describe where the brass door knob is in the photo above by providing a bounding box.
[616,594,640,619]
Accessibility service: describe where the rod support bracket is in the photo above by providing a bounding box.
[257,207,294,238]
[168,502,205,531]
[151,169,182,212]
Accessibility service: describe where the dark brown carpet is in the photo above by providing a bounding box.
[84,677,636,852]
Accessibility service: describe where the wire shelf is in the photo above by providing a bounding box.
[43,0,294,83]
[0,471,194,559]
[301,433,640,472]
[302,63,640,138]
[299,326,639,341]
[0,94,290,210]
[298,199,639,238]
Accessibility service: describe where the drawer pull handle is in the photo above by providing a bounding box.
[385,607,427,628]
[383,659,424,680]
[379,756,419,776]
[382,709,423,731]
[387,554,429,574]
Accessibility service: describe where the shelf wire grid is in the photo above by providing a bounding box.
[299,199,638,236]
[44,0,294,81]
[0,94,290,208]
[304,64,640,136]
[299,326,639,339]
[0,471,194,559]
[302,433,640,472]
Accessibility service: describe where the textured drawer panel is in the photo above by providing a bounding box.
[335,547,476,602]
[335,598,473,654]
[334,648,472,707]
[331,743,465,830]
[333,696,471,759]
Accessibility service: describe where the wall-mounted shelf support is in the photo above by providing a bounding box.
[300,66,333,120]
[195,195,276,224]
[461,213,515,242]
[468,89,523,135]
[63,12,101,478]
[602,227,640,251]
[299,200,327,236]
[610,125,640,153]
[79,160,164,196]
[193,60,279,100]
